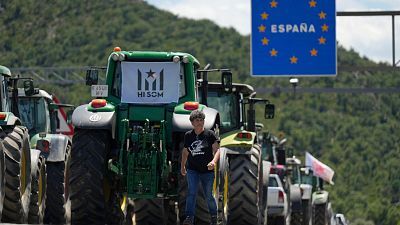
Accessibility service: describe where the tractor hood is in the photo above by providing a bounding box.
[220,130,256,147]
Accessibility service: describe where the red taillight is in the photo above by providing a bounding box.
[37,140,50,153]
[236,132,252,139]
[91,99,107,108]
[0,113,6,120]
[184,101,199,110]
[278,191,284,203]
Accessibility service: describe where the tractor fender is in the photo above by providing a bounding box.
[290,184,303,212]
[31,134,70,162]
[221,145,257,155]
[30,149,42,174]
[172,107,219,132]
[72,104,116,138]
[312,190,329,205]
[300,184,313,200]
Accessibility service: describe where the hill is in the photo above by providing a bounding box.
[1,0,400,224]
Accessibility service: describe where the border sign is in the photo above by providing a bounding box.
[251,0,336,76]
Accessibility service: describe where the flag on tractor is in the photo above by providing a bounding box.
[305,152,334,185]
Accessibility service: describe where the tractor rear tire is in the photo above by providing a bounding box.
[164,200,179,225]
[44,145,71,224]
[291,212,303,225]
[133,199,166,225]
[70,129,120,224]
[178,173,211,225]
[1,126,31,223]
[225,146,262,225]
[313,203,328,225]
[302,200,312,225]
[0,142,5,217]
[28,154,46,223]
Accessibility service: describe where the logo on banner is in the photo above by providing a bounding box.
[137,69,164,98]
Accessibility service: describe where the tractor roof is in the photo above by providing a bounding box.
[18,88,52,101]
[116,51,201,68]
[0,65,12,77]
[207,82,255,97]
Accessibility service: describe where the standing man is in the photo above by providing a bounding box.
[181,110,220,225]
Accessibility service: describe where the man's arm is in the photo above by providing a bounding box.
[207,142,220,170]
[181,147,189,176]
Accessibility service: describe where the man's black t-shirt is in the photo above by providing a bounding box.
[184,129,218,173]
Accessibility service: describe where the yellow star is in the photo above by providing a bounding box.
[290,56,298,64]
[262,37,269,45]
[261,12,269,20]
[270,0,278,8]
[270,49,278,56]
[258,24,266,32]
[310,48,318,56]
[309,0,317,7]
[318,36,326,44]
[319,11,327,19]
[321,24,329,32]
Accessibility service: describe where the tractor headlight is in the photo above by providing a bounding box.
[182,55,189,63]
[111,53,119,61]
[173,55,180,63]
[111,52,125,61]
[118,53,125,61]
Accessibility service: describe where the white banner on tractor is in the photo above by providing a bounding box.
[121,62,180,104]
[305,152,335,185]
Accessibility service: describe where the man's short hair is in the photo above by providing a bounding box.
[189,110,205,122]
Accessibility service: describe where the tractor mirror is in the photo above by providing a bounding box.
[66,110,73,124]
[221,71,232,92]
[196,71,202,80]
[49,103,59,111]
[86,69,99,86]
[23,80,35,96]
[265,103,275,119]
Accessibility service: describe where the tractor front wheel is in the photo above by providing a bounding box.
[28,152,46,223]
[44,145,71,224]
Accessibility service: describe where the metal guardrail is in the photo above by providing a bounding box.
[10,67,106,85]
[256,87,400,94]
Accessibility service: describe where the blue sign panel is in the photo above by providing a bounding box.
[251,0,336,76]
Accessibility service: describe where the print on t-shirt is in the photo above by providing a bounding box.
[188,138,206,156]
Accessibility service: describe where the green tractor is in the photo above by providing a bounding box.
[0,65,45,223]
[69,48,223,224]
[292,165,333,225]
[311,173,333,225]
[17,87,74,224]
[199,76,275,225]
[287,159,314,225]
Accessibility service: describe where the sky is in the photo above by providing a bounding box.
[145,0,400,65]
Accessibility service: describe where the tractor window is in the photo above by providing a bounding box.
[18,97,50,137]
[1,78,10,112]
[302,173,314,185]
[179,64,186,98]
[112,62,122,97]
[207,91,239,132]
